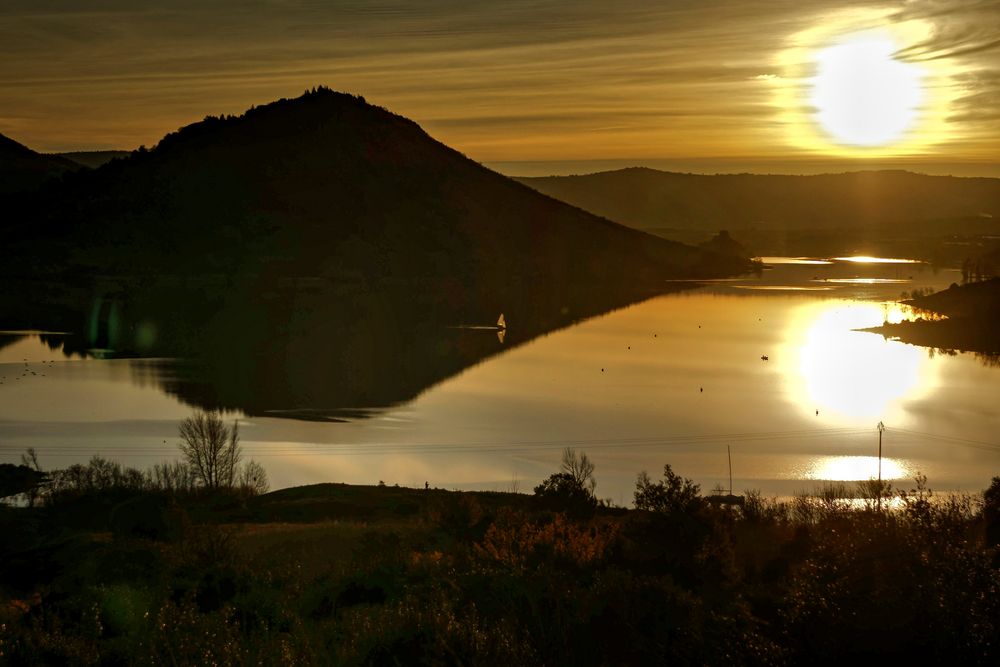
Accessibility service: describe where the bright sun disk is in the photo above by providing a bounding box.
[809,32,923,147]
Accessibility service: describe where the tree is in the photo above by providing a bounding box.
[15,447,47,507]
[560,448,596,494]
[238,459,270,496]
[634,464,703,513]
[0,463,48,506]
[178,411,241,489]
[533,472,597,515]
[533,449,598,515]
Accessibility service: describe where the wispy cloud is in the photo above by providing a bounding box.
[0,0,995,170]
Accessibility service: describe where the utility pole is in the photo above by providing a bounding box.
[728,445,733,495]
[877,421,885,511]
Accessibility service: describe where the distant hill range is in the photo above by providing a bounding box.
[2,88,743,290]
[57,150,131,169]
[516,167,1000,233]
[0,133,81,196]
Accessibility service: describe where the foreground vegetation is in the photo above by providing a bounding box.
[3,444,1000,665]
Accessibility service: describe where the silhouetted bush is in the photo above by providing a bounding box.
[634,464,704,514]
[533,472,597,516]
[532,448,598,516]
[0,463,48,504]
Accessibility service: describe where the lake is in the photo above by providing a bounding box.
[2,256,999,504]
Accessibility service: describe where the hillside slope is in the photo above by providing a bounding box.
[0,133,80,196]
[4,90,744,288]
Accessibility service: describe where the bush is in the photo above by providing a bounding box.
[533,472,597,516]
[634,464,703,514]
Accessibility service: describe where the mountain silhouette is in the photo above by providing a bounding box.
[1,89,748,419]
[516,167,1000,233]
[0,133,80,196]
[3,89,744,287]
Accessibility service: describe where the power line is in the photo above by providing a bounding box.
[0,426,874,458]
[4,426,997,460]
[887,427,1000,453]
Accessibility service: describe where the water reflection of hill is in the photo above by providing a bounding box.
[3,278,673,421]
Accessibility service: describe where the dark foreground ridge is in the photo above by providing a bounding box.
[4,450,1000,665]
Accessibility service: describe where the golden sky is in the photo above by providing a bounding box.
[1,1,997,175]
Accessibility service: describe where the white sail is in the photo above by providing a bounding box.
[497,313,506,329]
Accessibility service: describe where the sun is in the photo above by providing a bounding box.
[772,9,961,157]
[809,32,923,147]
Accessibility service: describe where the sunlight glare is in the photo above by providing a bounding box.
[810,33,922,147]
[807,456,910,481]
[782,301,936,423]
[832,256,922,264]
[773,9,961,157]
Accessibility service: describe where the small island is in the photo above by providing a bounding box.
[862,277,1000,358]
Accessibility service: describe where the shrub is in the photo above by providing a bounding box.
[634,464,703,513]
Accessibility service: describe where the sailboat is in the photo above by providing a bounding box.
[706,445,744,507]
[448,313,508,343]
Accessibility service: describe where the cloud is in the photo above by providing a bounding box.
[0,0,994,167]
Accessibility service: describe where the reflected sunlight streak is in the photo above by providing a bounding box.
[832,256,922,264]
[782,301,937,423]
[807,455,911,481]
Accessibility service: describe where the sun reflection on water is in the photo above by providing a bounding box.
[782,301,938,423]
[806,455,911,481]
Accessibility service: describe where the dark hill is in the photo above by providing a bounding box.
[0,133,80,196]
[909,277,1000,319]
[516,167,1000,233]
[4,89,744,288]
[863,278,1000,358]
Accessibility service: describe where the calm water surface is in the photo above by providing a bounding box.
[2,257,999,503]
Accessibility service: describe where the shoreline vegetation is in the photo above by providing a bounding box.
[4,422,1000,664]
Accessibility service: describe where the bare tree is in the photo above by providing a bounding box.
[561,448,596,494]
[19,448,44,507]
[237,459,270,496]
[178,411,241,489]
[21,447,41,471]
[149,460,198,493]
